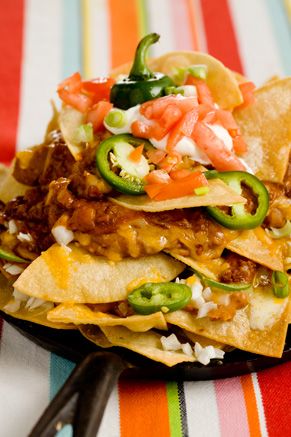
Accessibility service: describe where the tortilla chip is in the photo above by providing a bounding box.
[47,303,167,332]
[14,244,185,303]
[226,228,284,271]
[58,105,86,159]
[183,330,227,350]
[82,324,196,367]
[110,180,245,212]
[166,253,227,280]
[0,163,29,203]
[234,78,291,182]
[166,288,289,358]
[80,325,112,348]
[0,274,72,329]
[111,51,243,110]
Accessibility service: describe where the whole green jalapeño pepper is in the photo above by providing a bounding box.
[205,171,269,230]
[110,33,174,109]
[96,134,152,195]
[128,282,192,315]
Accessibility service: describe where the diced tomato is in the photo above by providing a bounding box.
[144,183,164,199]
[146,149,167,165]
[198,104,216,123]
[128,144,144,162]
[131,120,151,138]
[82,77,115,103]
[148,172,208,201]
[159,151,182,172]
[238,81,256,109]
[186,76,214,106]
[215,109,239,135]
[192,122,246,171]
[149,121,169,140]
[87,101,113,132]
[169,169,192,180]
[233,135,247,155]
[140,95,197,120]
[145,170,171,184]
[159,104,183,130]
[167,108,198,150]
[57,72,82,93]
[58,88,93,113]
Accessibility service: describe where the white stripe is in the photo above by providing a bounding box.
[184,381,220,437]
[86,0,110,77]
[97,383,120,437]
[0,322,50,436]
[16,0,62,151]
[147,0,176,56]
[228,0,284,85]
[193,0,208,52]
[251,373,268,437]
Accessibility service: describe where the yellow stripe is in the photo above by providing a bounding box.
[81,0,91,78]
[284,0,291,22]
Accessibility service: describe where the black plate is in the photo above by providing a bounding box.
[1,311,290,380]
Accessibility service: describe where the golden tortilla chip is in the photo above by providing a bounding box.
[166,287,289,358]
[110,180,245,212]
[82,325,196,367]
[80,325,112,348]
[14,244,185,303]
[166,253,227,280]
[58,105,86,159]
[0,274,72,329]
[234,78,291,182]
[111,51,243,110]
[183,330,227,350]
[226,228,284,271]
[0,162,29,203]
[47,303,167,332]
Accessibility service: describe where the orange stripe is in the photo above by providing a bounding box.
[186,0,200,50]
[108,0,140,68]
[119,380,171,437]
[240,375,262,437]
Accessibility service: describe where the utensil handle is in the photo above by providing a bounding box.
[28,351,126,437]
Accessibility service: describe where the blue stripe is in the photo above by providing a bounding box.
[266,0,291,75]
[62,0,82,76]
[50,354,75,436]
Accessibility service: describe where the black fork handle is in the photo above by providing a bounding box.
[28,351,127,437]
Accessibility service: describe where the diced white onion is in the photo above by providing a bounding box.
[160,333,182,351]
[25,297,53,311]
[218,294,231,306]
[3,300,21,313]
[52,226,74,246]
[202,287,212,300]
[178,85,197,97]
[181,342,194,356]
[8,220,18,234]
[197,302,217,319]
[194,342,225,365]
[3,263,24,275]
[17,232,33,242]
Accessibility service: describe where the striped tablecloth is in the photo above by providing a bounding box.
[0,1,291,436]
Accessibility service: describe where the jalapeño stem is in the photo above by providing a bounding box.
[129,33,159,81]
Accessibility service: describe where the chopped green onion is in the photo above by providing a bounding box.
[194,186,210,196]
[188,64,208,80]
[74,124,93,143]
[271,271,289,298]
[267,220,291,239]
[165,86,184,95]
[105,109,127,129]
[172,67,186,86]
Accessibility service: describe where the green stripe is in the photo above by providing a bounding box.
[137,0,150,37]
[166,381,183,437]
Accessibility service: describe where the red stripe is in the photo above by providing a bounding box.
[200,0,243,73]
[258,362,291,436]
[0,0,24,164]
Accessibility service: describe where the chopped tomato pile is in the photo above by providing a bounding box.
[57,72,114,131]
